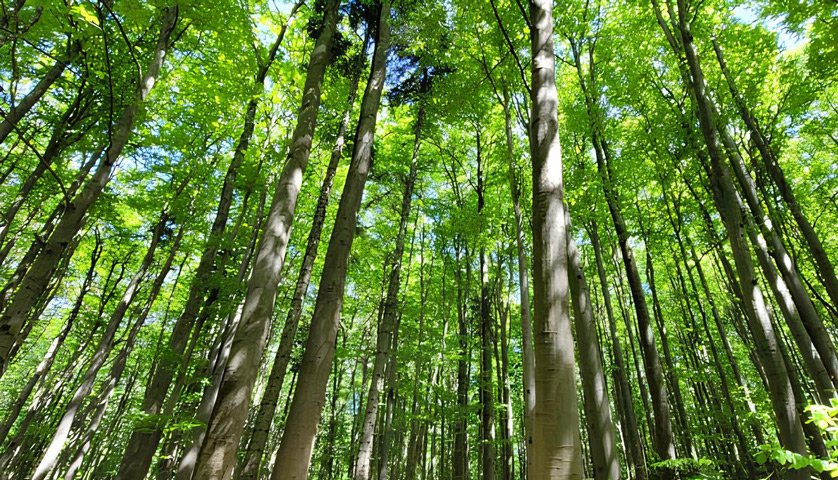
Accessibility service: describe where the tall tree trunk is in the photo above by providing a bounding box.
[474,128,495,480]
[0,236,100,447]
[595,137,676,464]
[566,211,619,480]
[499,85,535,477]
[175,188,266,480]
[722,131,838,394]
[270,3,390,477]
[528,0,583,476]
[114,7,301,477]
[0,6,179,374]
[62,223,184,480]
[452,241,471,480]
[30,212,170,480]
[588,221,647,479]
[0,39,79,145]
[236,24,367,480]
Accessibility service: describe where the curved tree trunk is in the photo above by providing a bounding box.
[236,24,368,480]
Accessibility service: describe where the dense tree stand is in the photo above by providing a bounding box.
[1,0,837,479]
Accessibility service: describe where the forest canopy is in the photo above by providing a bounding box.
[0,0,837,479]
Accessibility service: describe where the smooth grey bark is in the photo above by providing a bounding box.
[596,128,676,467]
[0,5,179,375]
[666,1,809,470]
[236,23,367,480]
[473,127,495,480]
[499,86,535,477]
[566,211,619,480]
[354,103,421,480]
[271,3,390,477]
[568,26,676,465]
[175,189,267,480]
[528,0,583,476]
[188,3,340,478]
[452,242,470,480]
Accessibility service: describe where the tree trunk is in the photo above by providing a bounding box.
[588,221,647,479]
[353,100,421,480]
[528,0,583,476]
[270,3,390,477]
[114,7,300,477]
[63,223,184,480]
[566,211,619,480]
[499,85,535,477]
[712,39,838,311]
[452,241,471,480]
[0,236,100,447]
[31,212,170,480]
[188,2,341,478]
[0,40,79,145]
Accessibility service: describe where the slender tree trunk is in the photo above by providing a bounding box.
[499,85,535,477]
[0,6,179,374]
[353,101,421,480]
[452,241,471,480]
[270,4,390,477]
[63,224,184,480]
[473,128,495,480]
[528,0,583,476]
[115,8,303,478]
[722,132,838,394]
[0,40,79,146]
[0,237,100,447]
[188,3,340,478]
[175,189,265,480]
[566,211,619,480]
[588,222,647,479]
[597,139,676,465]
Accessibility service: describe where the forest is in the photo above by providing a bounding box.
[0,0,836,478]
